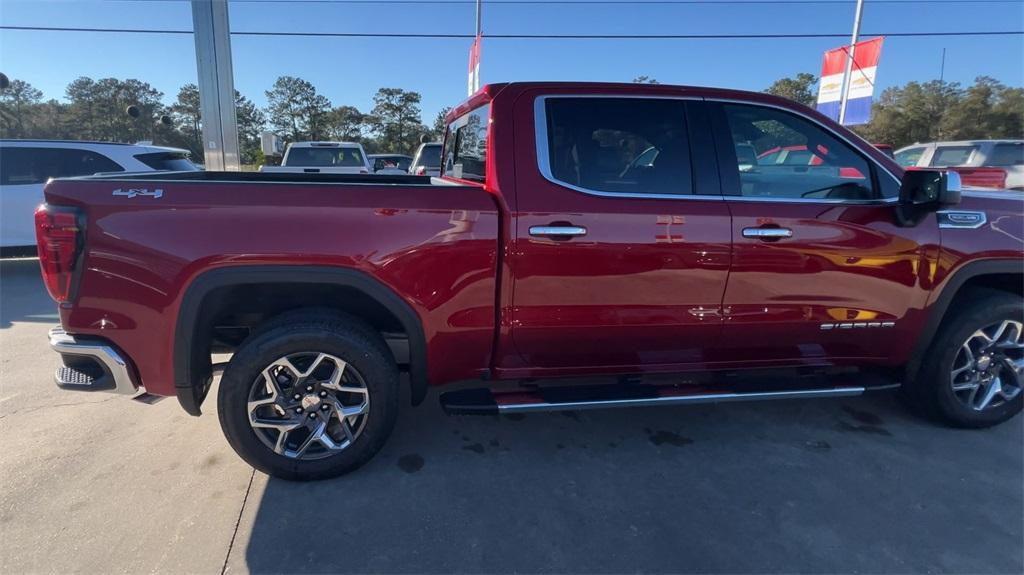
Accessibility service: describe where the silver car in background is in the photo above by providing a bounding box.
[894,139,1024,190]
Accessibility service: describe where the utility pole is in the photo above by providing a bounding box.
[191,0,240,171]
[939,47,947,82]
[475,0,482,39]
[468,0,482,95]
[837,0,865,125]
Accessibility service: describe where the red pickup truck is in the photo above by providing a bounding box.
[37,82,1024,480]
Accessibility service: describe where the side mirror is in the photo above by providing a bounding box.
[899,169,962,207]
[896,169,962,226]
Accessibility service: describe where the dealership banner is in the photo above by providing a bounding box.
[467,35,481,96]
[816,37,884,125]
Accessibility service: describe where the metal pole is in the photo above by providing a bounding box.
[939,47,946,82]
[837,0,865,125]
[191,0,240,171]
[475,0,482,37]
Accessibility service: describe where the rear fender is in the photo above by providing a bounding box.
[173,265,428,415]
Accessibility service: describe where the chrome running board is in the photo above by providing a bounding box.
[440,383,868,415]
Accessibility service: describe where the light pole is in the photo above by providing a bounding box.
[837,0,865,125]
[191,0,241,171]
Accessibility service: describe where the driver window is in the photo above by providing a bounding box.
[722,103,876,201]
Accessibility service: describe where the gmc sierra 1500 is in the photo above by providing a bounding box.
[37,82,1023,480]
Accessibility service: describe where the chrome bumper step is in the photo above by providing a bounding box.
[49,327,138,395]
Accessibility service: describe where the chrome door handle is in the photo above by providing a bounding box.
[529,225,588,238]
[742,227,793,239]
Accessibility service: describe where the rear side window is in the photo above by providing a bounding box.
[443,105,489,182]
[540,97,693,196]
[285,147,366,167]
[894,146,926,167]
[929,145,978,167]
[0,147,123,185]
[134,152,198,171]
[988,143,1024,166]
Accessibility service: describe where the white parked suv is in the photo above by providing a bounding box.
[0,140,198,253]
[894,140,1024,191]
[259,142,370,174]
[409,142,442,177]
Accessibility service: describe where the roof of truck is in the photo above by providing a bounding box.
[448,81,822,124]
[287,141,363,148]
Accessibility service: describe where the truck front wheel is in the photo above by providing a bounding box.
[217,312,399,480]
[909,291,1023,428]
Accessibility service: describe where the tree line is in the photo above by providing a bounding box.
[0,75,446,164]
[2,73,1020,165]
[763,73,1024,148]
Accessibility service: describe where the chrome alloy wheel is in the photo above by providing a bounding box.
[950,320,1024,412]
[247,352,370,460]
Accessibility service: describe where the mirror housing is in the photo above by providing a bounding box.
[899,169,962,207]
[896,169,962,226]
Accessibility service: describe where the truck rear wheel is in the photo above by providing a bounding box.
[909,291,1023,428]
[217,311,399,480]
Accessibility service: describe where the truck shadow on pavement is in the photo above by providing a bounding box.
[239,390,1024,574]
[0,258,59,329]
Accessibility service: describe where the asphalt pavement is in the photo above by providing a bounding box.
[1,257,1021,574]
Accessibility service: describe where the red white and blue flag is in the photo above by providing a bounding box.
[816,37,884,126]
[467,35,481,96]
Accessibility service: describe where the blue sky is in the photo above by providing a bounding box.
[1,0,1022,123]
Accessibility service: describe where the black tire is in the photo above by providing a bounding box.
[217,310,399,480]
[906,290,1023,428]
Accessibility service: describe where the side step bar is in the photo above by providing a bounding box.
[440,383,873,415]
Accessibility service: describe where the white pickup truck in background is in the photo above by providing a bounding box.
[259,141,371,174]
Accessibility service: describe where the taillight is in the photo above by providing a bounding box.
[34,205,83,303]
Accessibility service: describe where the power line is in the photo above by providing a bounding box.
[2,25,1022,38]
[97,0,1024,4]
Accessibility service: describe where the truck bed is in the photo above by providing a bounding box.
[43,171,502,398]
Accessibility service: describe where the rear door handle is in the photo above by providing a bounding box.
[529,225,588,239]
[742,227,793,240]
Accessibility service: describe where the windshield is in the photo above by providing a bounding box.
[414,144,442,168]
[373,156,411,171]
[134,152,199,171]
[286,147,366,167]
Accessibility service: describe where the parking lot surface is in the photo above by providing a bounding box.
[1,257,1021,574]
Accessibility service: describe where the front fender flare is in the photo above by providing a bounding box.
[906,258,1024,382]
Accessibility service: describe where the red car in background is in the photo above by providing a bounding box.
[754,144,866,179]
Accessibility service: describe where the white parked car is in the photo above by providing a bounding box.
[894,140,1024,191]
[0,140,198,253]
[259,142,370,175]
[409,142,442,177]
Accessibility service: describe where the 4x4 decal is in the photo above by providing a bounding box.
[112,188,163,199]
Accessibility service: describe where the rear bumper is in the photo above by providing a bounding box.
[48,327,139,395]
